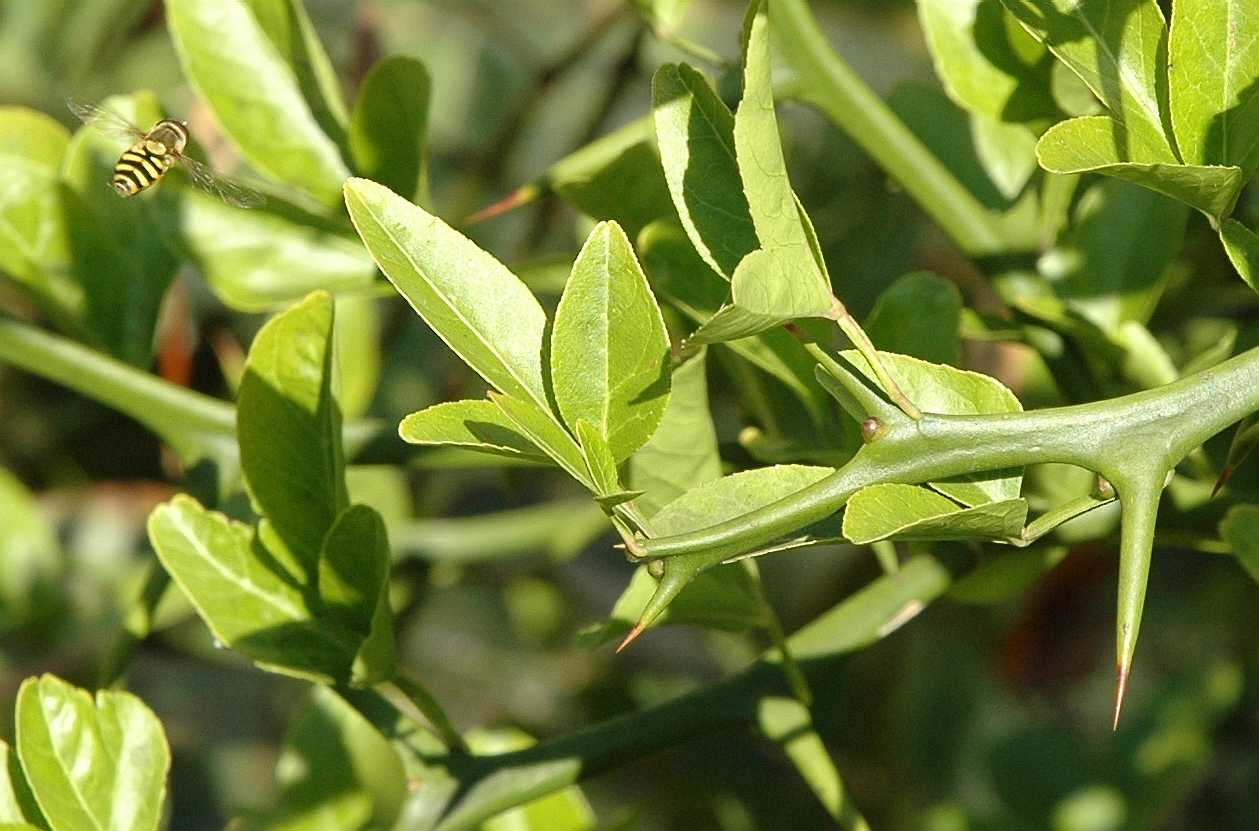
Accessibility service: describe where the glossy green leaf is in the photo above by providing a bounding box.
[551,221,671,461]
[344,178,550,413]
[828,350,1023,505]
[726,2,831,323]
[15,674,169,831]
[652,63,758,279]
[0,154,71,304]
[633,0,690,30]
[400,400,548,461]
[318,505,395,686]
[268,687,406,830]
[1036,115,1243,219]
[1044,179,1187,331]
[147,494,358,682]
[158,190,377,312]
[918,0,1056,124]
[842,483,1028,544]
[60,91,180,365]
[0,470,60,634]
[1221,218,1259,293]
[628,349,722,517]
[238,291,348,574]
[999,0,1174,154]
[350,55,431,206]
[864,272,962,366]
[1219,504,1259,584]
[1169,0,1259,177]
[166,0,351,204]
[489,392,592,487]
[757,697,868,828]
[394,499,606,563]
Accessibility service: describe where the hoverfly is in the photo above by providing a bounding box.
[67,98,261,208]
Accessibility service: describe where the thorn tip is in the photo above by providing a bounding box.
[615,622,645,653]
[1112,664,1129,731]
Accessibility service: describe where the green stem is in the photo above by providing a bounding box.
[640,342,1259,561]
[411,556,951,831]
[378,674,469,754]
[772,0,1011,256]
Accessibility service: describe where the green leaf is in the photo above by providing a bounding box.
[727,2,831,322]
[842,483,1028,544]
[238,291,348,574]
[350,56,431,206]
[333,295,381,420]
[0,470,60,635]
[0,154,71,305]
[147,495,358,682]
[0,107,69,168]
[917,0,1057,124]
[628,349,722,517]
[864,272,962,365]
[489,393,592,488]
[999,0,1174,154]
[243,0,350,139]
[1036,115,1243,219]
[158,191,377,312]
[637,220,833,426]
[0,740,39,827]
[60,91,180,365]
[344,178,550,413]
[652,63,758,279]
[575,421,621,497]
[318,505,395,686]
[399,400,548,461]
[973,115,1040,199]
[1219,504,1259,584]
[1221,218,1259,293]
[551,221,671,461]
[1044,178,1187,331]
[269,688,406,830]
[1169,0,1259,178]
[166,0,351,205]
[827,350,1024,505]
[15,674,169,831]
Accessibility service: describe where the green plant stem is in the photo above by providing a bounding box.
[639,343,1259,561]
[401,555,950,831]
[0,315,236,461]
[772,0,1011,256]
[377,674,469,754]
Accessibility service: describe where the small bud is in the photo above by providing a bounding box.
[1094,475,1115,500]
[647,559,665,578]
[860,417,883,442]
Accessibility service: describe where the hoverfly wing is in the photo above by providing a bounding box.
[176,153,264,209]
[66,98,146,142]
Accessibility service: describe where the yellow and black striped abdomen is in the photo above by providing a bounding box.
[112,139,174,197]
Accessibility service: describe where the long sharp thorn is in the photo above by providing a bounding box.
[1212,466,1231,499]
[615,622,645,654]
[464,184,539,224]
[1112,664,1129,731]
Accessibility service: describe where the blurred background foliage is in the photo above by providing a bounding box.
[1,0,1259,829]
